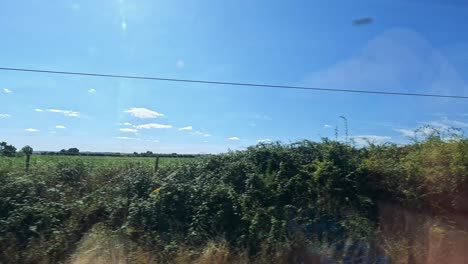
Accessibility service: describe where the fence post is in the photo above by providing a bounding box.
[154,155,160,174]
[25,154,31,173]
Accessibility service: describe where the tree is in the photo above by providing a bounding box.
[67,148,80,155]
[0,141,17,157]
[22,145,33,173]
[140,151,153,157]
[21,145,33,156]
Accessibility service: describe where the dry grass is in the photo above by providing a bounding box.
[69,225,129,264]
[70,208,468,264]
[379,202,468,264]
[69,230,327,264]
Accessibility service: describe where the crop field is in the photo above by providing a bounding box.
[0,155,193,172]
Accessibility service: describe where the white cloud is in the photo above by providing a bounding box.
[0,114,11,118]
[434,117,468,128]
[447,120,468,127]
[3,88,12,93]
[47,109,63,113]
[228,137,240,140]
[25,128,39,132]
[395,117,468,138]
[324,124,333,129]
[257,139,271,143]
[135,123,172,129]
[119,128,138,133]
[88,88,96,95]
[176,60,185,68]
[394,128,415,137]
[304,28,468,97]
[115,136,134,140]
[125,107,164,119]
[178,126,193,131]
[153,140,160,143]
[46,109,80,117]
[35,108,44,112]
[191,131,212,137]
[395,127,447,138]
[55,125,66,129]
[121,20,127,31]
[354,135,391,145]
[191,131,204,136]
[427,121,450,131]
[123,122,132,126]
[419,127,438,135]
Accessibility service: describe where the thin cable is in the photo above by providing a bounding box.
[0,66,467,99]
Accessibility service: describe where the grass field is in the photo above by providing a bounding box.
[0,155,193,173]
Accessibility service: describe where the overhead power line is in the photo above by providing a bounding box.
[0,66,467,99]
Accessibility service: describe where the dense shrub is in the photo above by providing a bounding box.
[0,135,467,263]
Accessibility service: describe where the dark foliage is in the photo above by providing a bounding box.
[0,135,467,263]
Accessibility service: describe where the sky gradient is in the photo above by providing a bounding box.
[1,0,468,153]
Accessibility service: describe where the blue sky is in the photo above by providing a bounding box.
[1,0,467,153]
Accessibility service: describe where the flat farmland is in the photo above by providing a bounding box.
[0,155,193,172]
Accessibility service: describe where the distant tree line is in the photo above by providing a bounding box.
[39,148,200,158]
[130,151,198,158]
[1,141,201,158]
[0,141,33,157]
[59,148,80,155]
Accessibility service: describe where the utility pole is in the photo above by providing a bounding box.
[154,155,160,174]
